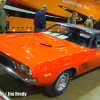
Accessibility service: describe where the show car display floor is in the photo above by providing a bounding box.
[0,67,100,100]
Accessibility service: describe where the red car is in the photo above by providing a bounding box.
[0,23,100,96]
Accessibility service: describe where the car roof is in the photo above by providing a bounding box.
[57,23,100,35]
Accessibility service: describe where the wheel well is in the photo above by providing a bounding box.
[65,68,77,78]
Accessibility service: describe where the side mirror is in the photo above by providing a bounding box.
[95,40,100,51]
[96,40,100,51]
[97,44,100,48]
[97,40,100,47]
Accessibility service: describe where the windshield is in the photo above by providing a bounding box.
[43,24,92,47]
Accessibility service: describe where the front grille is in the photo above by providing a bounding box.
[0,53,16,71]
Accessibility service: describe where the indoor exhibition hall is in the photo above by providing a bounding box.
[0,0,100,100]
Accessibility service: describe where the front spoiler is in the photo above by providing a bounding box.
[0,63,37,85]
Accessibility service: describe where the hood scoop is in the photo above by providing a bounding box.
[40,43,65,48]
[40,43,52,47]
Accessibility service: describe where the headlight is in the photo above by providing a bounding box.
[26,67,32,77]
[17,62,25,72]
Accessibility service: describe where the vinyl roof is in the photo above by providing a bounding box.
[57,23,100,35]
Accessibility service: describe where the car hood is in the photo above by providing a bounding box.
[0,33,88,63]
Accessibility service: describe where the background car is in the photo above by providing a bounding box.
[0,23,100,97]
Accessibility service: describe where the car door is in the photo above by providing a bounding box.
[78,35,100,74]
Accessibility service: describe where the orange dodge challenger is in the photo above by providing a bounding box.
[0,23,100,96]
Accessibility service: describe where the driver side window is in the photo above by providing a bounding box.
[91,37,97,48]
[48,25,70,34]
[92,35,100,48]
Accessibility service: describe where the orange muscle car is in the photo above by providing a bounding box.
[0,23,100,96]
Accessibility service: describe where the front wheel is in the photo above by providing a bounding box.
[45,70,72,97]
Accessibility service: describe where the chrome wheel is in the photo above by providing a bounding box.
[45,70,72,96]
[55,73,69,91]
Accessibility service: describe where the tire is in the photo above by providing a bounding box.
[45,70,72,97]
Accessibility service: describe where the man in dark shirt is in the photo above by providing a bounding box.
[94,19,100,30]
[34,5,48,32]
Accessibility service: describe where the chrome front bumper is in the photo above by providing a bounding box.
[0,88,12,100]
[0,63,37,85]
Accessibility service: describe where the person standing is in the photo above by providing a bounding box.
[0,0,6,34]
[84,15,94,28]
[34,5,48,32]
[67,12,78,24]
[93,19,100,30]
